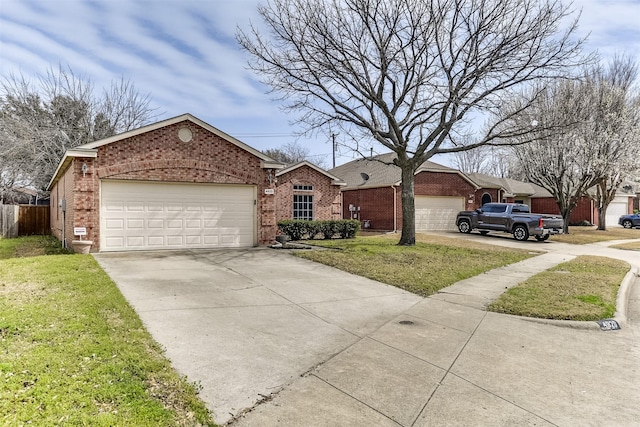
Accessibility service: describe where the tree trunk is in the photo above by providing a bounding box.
[398,164,416,246]
[561,209,571,234]
[596,205,607,231]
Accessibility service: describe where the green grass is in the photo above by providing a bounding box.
[0,237,216,426]
[0,235,70,259]
[298,234,536,296]
[554,226,640,244]
[611,241,640,251]
[488,256,629,321]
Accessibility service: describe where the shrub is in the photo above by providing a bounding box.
[319,220,340,239]
[277,219,360,240]
[305,221,322,239]
[277,220,307,240]
[337,219,360,238]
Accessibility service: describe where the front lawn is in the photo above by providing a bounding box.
[0,237,216,426]
[487,256,629,321]
[611,241,640,251]
[298,234,536,296]
[554,226,640,244]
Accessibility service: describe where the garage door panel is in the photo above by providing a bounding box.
[101,181,255,251]
[606,198,628,228]
[415,196,464,231]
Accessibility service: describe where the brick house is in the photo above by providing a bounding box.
[47,114,343,252]
[330,153,505,231]
[331,154,635,231]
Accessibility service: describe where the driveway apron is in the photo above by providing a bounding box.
[93,248,422,424]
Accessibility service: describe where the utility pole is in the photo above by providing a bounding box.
[332,133,337,169]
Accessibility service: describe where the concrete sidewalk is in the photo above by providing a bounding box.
[95,238,640,426]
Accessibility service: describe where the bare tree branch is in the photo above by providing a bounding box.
[238,0,590,244]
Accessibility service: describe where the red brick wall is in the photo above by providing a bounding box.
[50,163,76,249]
[342,187,397,231]
[275,165,342,223]
[51,120,278,251]
[530,197,594,224]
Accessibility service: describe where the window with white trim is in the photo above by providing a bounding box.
[293,194,314,220]
[293,184,313,191]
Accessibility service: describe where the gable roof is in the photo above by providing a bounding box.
[465,173,540,197]
[276,161,346,186]
[81,113,280,164]
[47,113,284,190]
[329,152,478,190]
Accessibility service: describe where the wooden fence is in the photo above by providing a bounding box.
[0,204,50,238]
[0,204,19,238]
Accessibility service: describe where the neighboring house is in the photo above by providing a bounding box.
[464,173,597,225]
[330,153,512,232]
[330,153,635,231]
[1,187,49,205]
[47,114,342,253]
[274,161,345,223]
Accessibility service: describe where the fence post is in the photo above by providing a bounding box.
[0,204,20,238]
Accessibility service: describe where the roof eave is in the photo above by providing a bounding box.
[79,113,279,163]
[47,149,98,190]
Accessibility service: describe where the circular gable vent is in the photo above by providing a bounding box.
[178,127,193,142]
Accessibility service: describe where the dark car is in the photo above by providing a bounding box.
[619,213,640,229]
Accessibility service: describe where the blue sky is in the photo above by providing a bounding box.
[2,0,640,168]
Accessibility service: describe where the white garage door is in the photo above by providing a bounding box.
[605,196,629,228]
[101,181,255,251]
[415,196,465,231]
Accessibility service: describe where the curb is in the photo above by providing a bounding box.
[519,265,639,331]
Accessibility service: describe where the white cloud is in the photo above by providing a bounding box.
[2,0,639,165]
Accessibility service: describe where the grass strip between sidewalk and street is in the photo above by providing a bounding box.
[0,237,216,426]
[297,234,537,297]
[488,256,629,321]
[554,226,640,245]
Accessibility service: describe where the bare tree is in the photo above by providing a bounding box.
[263,140,329,168]
[508,80,604,233]
[451,144,513,177]
[238,0,589,245]
[506,57,640,232]
[586,56,640,230]
[0,66,158,196]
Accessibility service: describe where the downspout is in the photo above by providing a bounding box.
[392,185,397,233]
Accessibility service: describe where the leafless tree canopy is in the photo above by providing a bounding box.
[238,0,589,244]
[0,66,158,201]
[263,140,329,168]
[505,55,640,232]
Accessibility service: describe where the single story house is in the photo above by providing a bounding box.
[330,153,506,232]
[47,114,343,252]
[329,153,635,231]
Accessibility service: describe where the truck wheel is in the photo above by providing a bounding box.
[458,220,471,234]
[535,235,550,242]
[513,225,529,241]
[622,220,633,229]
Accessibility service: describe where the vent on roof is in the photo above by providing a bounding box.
[360,172,369,181]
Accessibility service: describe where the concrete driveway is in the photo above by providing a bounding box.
[95,241,640,426]
[94,248,422,424]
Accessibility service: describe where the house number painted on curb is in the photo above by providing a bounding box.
[597,319,620,331]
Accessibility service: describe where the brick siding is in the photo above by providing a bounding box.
[50,120,279,251]
[275,165,342,224]
[530,197,594,224]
